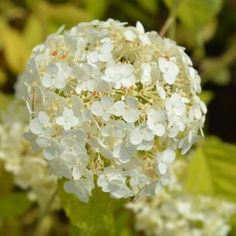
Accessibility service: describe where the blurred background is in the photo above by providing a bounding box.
[0,0,236,235]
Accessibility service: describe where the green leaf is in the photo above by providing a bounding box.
[112,1,153,27]
[185,137,236,202]
[199,91,214,105]
[84,0,110,18]
[35,1,92,33]
[23,14,44,49]
[0,69,6,86]
[164,0,222,32]
[138,0,159,14]
[0,161,13,196]
[0,193,32,219]
[58,180,131,236]
[0,19,30,73]
[229,214,236,236]
[0,93,13,111]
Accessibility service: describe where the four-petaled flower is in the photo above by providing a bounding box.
[91,96,114,121]
[29,111,51,135]
[112,97,139,123]
[42,62,72,89]
[158,57,179,85]
[56,108,79,130]
[102,64,135,89]
[156,149,176,175]
[147,109,166,136]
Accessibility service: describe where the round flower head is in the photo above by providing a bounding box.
[18,19,207,202]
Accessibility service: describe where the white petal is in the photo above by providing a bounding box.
[156,83,166,100]
[141,63,152,83]
[113,143,135,163]
[75,86,82,94]
[158,57,179,85]
[112,101,126,116]
[124,30,136,41]
[29,119,43,135]
[120,64,133,76]
[129,128,143,145]
[123,109,139,123]
[138,34,150,45]
[125,96,138,108]
[63,122,71,131]
[148,109,166,122]
[63,108,74,118]
[72,165,82,180]
[100,41,113,53]
[121,75,135,88]
[154,181,162,194]
[87,51,99,63]
[142,127,154,141]
[101,112,110,121]
[100,96,113,108]
[44,147,57,160]
[36,136,50,148]
[160,176,170,186]
[136,21,145,34]
[152,123,165,136]
[159,149,176,164]
[69,116,79,127]
[91,101,103,116]
[64,180,89,203]
[38,111,49,125]
[200,100,207,114]
[42,74,53,88]
[56,116,65,126]
[55,75,66,89]
[158,162,168,175]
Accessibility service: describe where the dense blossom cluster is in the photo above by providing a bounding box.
[0,101,58,208]
[127,161,236,236]
[18,19,206,202]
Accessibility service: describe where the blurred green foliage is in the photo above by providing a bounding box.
[185,136,236,202]
[58,180,133,236]
[0,193,32,219]
[0,0,236,235]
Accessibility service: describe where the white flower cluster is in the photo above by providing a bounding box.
[17,19,206,202]
[0,101,58,208]
[127,161,236,236]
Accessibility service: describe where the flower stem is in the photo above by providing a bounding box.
[160,0,181,38]
[33,187,58,236]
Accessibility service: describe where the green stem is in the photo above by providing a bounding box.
[160,0,181,39]
[33,187,58,236]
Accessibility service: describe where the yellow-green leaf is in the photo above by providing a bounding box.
[185,137,236,202]
[84,0,110,18]
[0,93,13,111]
[0,192,32,219]
[138,0,159,14]
[35,1,92,33]
[58,180,131,236]
[0,20,30,73]
[0,69,6,86]
[23,14,45,49]
[164,0,222,32]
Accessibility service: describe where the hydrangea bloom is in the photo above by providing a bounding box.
[0,101,58,208]
[127,161,236,236]
[17,19,206,202]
